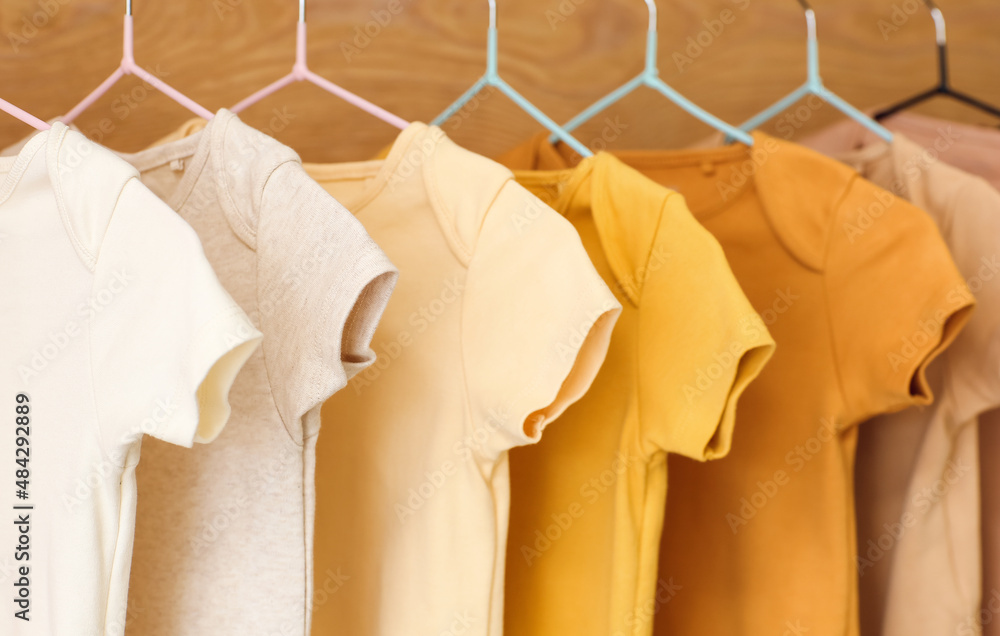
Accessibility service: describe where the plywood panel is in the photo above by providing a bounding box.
[0,0,997,161]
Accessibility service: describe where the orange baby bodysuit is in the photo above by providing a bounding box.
[498,132,975,636]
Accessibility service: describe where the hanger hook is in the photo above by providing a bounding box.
[299,0,305,23]
[796,0,817,42]
[643,0,657,33]
[488,0,496,30]
[923,0,946,45]
[126,0,132,16]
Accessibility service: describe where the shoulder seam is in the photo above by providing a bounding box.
[633,191,673,303]
[253,158,304,446]
[46,125,94,269]
[250,157,302,244]
[424,139,514,267]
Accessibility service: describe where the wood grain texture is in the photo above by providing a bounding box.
[0,0,997,161]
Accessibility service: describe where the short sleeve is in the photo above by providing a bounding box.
[91,179,262,457]
[462,182,621,458]
[935,175,1000,425]
[256,161,397,440]
[826,176,975,421]
[638,194,775,460]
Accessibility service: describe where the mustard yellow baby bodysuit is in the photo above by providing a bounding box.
[505,152,775,636]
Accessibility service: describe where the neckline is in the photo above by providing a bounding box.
[818,131,926,203]
[114,110,224,212]
[539,132,762,220]
[611,136,754,169]
[302,122,430,213]
[0,124,53,209]
[514,152,660,306]
[891,111,1000,150]
[512,154,596,219]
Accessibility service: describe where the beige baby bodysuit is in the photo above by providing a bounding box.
[881,111,1000,193]
[116,109,398,636]
[0,123,261,635]
[805,124,1000,636]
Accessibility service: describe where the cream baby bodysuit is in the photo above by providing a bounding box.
[0,123,260,635]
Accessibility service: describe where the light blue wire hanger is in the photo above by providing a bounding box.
[550,0,754,147]
[430,0,593,157]
[734,0,893,143]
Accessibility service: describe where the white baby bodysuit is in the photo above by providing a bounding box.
[0,123,261,635]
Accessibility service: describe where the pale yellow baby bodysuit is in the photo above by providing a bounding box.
[304,123,621,636]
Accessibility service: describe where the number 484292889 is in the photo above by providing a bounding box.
[15,394,30,499]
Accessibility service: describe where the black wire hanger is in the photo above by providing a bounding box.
[875,0,1000,121]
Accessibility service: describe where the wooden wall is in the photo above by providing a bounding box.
[0,0,998,162]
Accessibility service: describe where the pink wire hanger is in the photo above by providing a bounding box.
[0,98,49,131]
[231,0,407,130]
[61,0,213,124]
